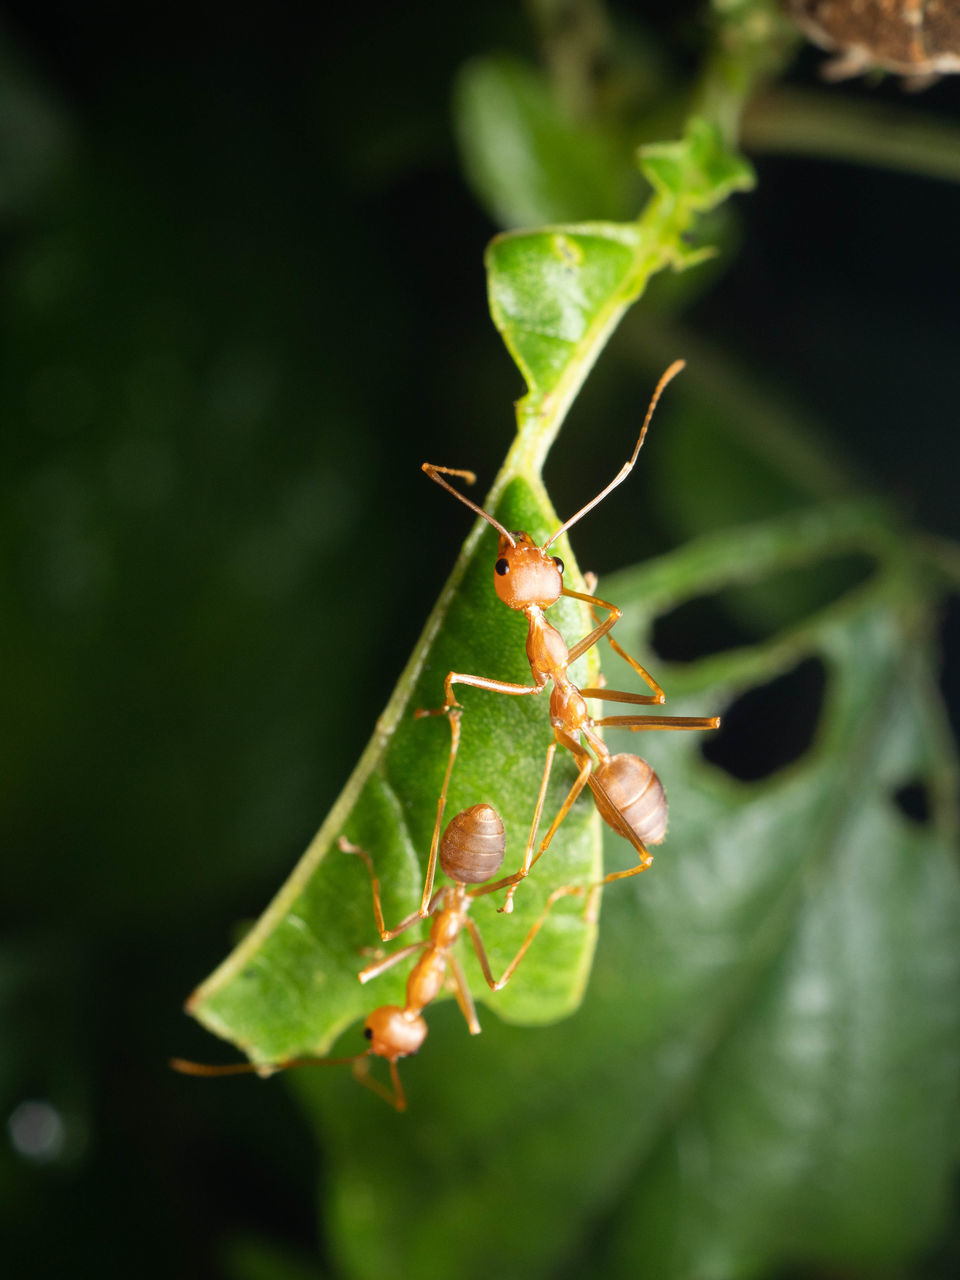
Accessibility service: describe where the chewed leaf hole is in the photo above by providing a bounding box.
[703,656,827,782]
[652,553,876,663]
[650,591,752,663]
[891,780,931,826]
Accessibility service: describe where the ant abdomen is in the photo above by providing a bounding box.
[439,803,506,883]
[592,754,668,846]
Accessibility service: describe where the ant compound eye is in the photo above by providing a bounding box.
[495,559,510,576]
[364,1027,373,1040]
[552,556,564,574]
[511,531,523,541]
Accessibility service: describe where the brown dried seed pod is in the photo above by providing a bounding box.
[593,754,668,847]
[782,0,960,80]
[438,803,506,884]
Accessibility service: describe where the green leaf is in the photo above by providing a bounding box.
[188,472,603,1062]
[453,56,641,228]
[188,114,758,1068]
[638,117,755,212]
[486,116,754,456]
[294,502,960,1280]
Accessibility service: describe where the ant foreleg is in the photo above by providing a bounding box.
[561,587,624,666]
[415,670,545,719]
[565,584,666,701]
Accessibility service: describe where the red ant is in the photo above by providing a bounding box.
[417,361,720,909]
[172,716,605,1110]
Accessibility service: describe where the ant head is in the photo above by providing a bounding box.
[363,1006,428,1060]
[493,531,564,611]
[439,803,506,884]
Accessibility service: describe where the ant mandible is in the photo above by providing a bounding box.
[417,361,720,910]
[173,716,602,1109]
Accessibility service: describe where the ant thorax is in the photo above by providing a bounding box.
[525,610,570,683]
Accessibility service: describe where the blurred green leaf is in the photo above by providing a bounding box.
[296,502,960,1280]
[221,1234,327,1280]
[454,55,641,228]
[638,117,755,214]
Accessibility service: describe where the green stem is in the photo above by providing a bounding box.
[743,85,960,185]
[498,3,797,489]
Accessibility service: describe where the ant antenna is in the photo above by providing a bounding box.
[543,359,685,551]
[172,1050,408,1109]
[170,1052,366,1078]
[422,464,516,546]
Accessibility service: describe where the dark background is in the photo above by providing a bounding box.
[2,2,958,1276]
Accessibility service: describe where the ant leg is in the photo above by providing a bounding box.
[521,729,595,876]
[415,671,544,718]
[342,706,462,934]
[444,950,481,1035]
[594,714,720,731]
[499,742,557,914]
[172,1049,409,1110]
[170,1051,366,1079]
[579,687,665,708]
[563,586,666,701]
[468,844,661,993]
[417,707,462,915]
[582,576,666,700]
[358,940,428,984]
[561,587,623,664]
[465,884,586,992]
[339,838,438,942]
[351,1056,407,1112]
